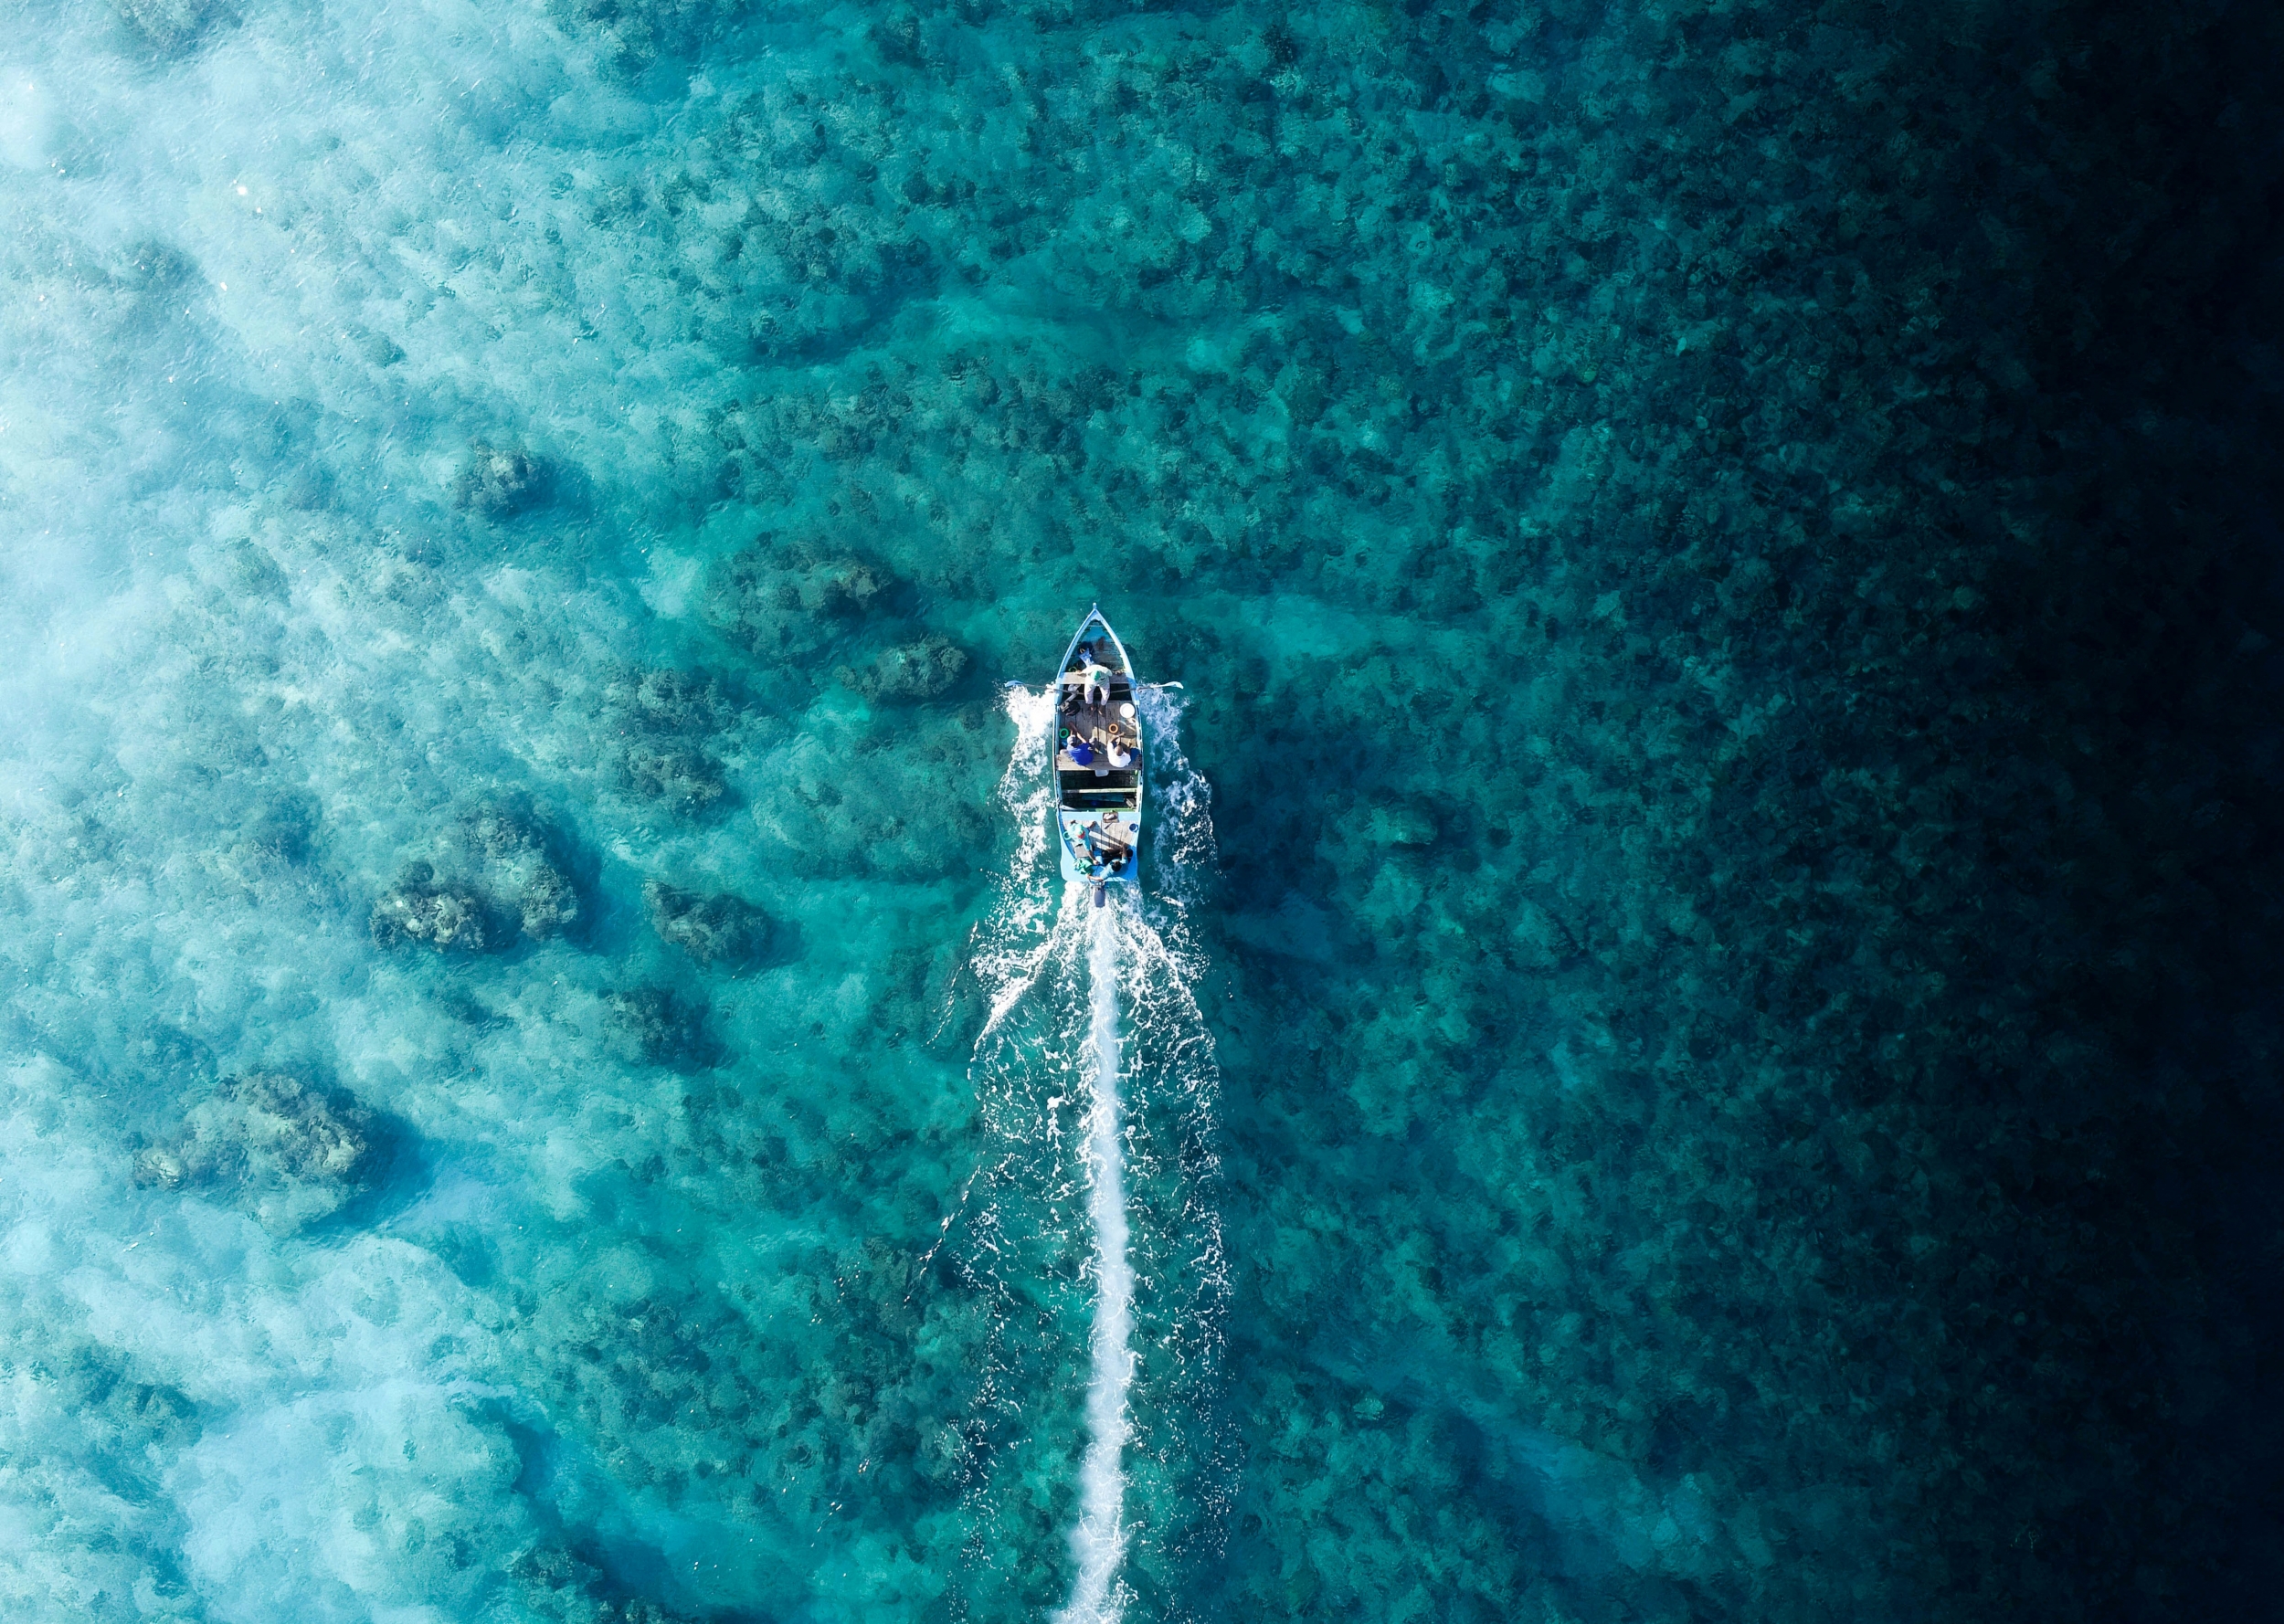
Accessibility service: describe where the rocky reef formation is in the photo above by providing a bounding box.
[370,860,503,954]
[462,803,583,941]
[508,1543,703,1624]
[643,881,769,967]
[703,543,892,665]
[111,0,225,54]
[620,740,728,810]
[838,634,967,703]
[547,0,746,80]
[449,440,543,517]
[607,986,719,1071]
[603,668,737,812]
[133,1071,380,1234]
[371,803,586,952]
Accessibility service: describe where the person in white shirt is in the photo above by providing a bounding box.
[1077,642,1111,707]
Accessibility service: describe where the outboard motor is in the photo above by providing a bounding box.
[1093,881,1107,909]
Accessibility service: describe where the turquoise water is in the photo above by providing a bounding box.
[3,0,2282,1619]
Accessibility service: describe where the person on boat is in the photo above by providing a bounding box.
[1090,814,1133,869]
[1105,732,1134,770]
[1068,733,1096,767]
[1078,646,1111,708]
[1079,814,1109,867]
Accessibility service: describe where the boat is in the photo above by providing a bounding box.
[1050,606,1143,906]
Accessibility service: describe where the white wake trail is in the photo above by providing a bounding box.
[957,677,1224,1622]
[1055,898,1135,1623]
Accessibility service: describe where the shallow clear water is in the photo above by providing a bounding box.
[3,0,2281,1619]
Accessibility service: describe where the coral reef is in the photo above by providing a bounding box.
[606,668,736,738]
[607,986,719,1071]
[111,0,224,54]
[509,1544,702,1624]
[643,881,768,967]
[604,669,737,812]
[133,1071,379,1233]
[465,803,583,940]
[550,0,745,79]
[703,543,893,665]
[372,807,585,951]
[370,861,503,954]
[620,741,727,809]
[838,635,968,703]
[450,441,543,517]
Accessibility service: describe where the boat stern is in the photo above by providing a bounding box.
[1057,808,1139,887]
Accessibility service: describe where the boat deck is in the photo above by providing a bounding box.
[1053,677,1141,781]
[1052,609,1142,887]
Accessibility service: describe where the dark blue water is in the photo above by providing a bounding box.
[1,0,2279,1619]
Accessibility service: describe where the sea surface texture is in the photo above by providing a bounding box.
[2,0,2280,1619]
